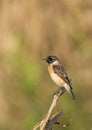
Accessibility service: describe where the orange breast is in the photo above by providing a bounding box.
[48,65,65,87]
[48,65,53,73]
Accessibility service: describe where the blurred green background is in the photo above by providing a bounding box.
[0,0,92,130]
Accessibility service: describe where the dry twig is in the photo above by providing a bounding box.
[45,111,63,130]
[32,87,66,130]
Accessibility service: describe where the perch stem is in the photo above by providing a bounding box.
[40,87,65,130]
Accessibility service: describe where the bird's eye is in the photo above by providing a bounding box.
[49,57,53,61]
[49,57,54,61]
[49,57,55,62]
[46,56,55,64]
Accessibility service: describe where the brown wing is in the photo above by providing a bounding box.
[53,65,72,89]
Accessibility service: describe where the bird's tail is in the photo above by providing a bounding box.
[64,84,76,100]
[69,89,76,100]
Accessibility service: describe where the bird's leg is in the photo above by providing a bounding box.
[53,87,66,96]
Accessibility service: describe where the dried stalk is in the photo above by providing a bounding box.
[32,87,66,130]
[45,111,63,130]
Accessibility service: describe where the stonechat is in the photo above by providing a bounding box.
[43,55,76,100]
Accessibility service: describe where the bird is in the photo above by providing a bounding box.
[43,55,76,100]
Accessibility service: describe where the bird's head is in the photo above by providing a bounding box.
[43,56,60,65]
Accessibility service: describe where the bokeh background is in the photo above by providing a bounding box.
[0,0,92,130]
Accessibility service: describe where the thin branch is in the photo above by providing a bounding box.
[32,87,66,130]
[40,87,66,130]
[45,111,63,130]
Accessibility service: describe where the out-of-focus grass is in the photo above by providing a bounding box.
[3,53,42,129]
[4,31,42,95]
[0,33,42,129]
[13,54,41,94]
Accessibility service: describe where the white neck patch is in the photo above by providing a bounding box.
[52,60,60,65]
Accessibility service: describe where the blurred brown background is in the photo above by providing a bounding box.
[0,0,92,130]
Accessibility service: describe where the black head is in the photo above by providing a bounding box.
[43,56,59,64]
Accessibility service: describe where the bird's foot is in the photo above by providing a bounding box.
[53,87,66,96]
